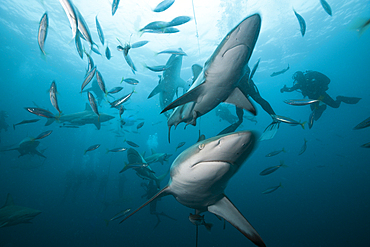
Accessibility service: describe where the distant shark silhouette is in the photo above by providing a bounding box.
[45,103,115,130]
[0,193,41,227]
[120,131,265,247]
[81,79,105,105]
[4,137,46,158]
[148,54,186,117]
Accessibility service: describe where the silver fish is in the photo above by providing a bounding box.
[75,31,83,59]
[131,41,149,49]
[175,141,185,151]
[136,122,144,129]
[142,27,179,34]
[105,46,111,60]
[109,91,135,108]
[265,148,285,157]
[106,147,127,153]
[13,119,40,130]
[353,116,370,130]
[25,107,54,119]
[58,0,78,39]
[88,92,99,118]
[121,78,139,85]
[108,87,123,94]
[84,144,100,154]
[144,65,169,72]
[298,138,307,155]
[95,16,104,45]
[153,0,175,12]
[259,161,287,176]
[361,142,370,148]
[112,0,120,16]
[189,213,213,232]
[49,81,61,114]
[38,12,48,55]
[293,9,306,37]
[139,21,169,32]
[262,183,282,194]
[320,0,332,16]
[34,130,53,140]
[168,16,192,27]
[272,115,305,129]
[81,67,96,93]
[157,48,187,56]
[284,99,319,106]
[105,208,131,226]
[96,70,107,94]
[125,140,139,147]
[270,64,289,77]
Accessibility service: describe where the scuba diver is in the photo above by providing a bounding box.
[280,70,361,128]
[218,65,278,139]
[141,180,176,228]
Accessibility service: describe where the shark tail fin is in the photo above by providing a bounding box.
[120,186,170,224]
[119,162,129,173]
[300,121,306,129]
[208,195,266,247]
[148,83,164,99]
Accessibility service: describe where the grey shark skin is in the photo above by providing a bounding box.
[45,103,114,130]
[120,131,266,247]
[5,138,46,158]
[0,194,41,227]
[148,54,186,116]
[161,14,261,140]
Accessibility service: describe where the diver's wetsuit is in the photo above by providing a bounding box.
[281,70,360,124]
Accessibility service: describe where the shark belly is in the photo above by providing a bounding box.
[169,161,233,210]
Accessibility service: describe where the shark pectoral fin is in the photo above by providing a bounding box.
[120,185,170,224]
[148,83,164,99]
[224,87,256,116]
[208,195,266,247]
[84,103,92,111]
[94,121,101,130]
[161,84,204,113]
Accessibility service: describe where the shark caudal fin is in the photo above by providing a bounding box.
[119,186,170,224]
[208,195,266,247]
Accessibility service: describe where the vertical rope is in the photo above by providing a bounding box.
[191,0,200,55]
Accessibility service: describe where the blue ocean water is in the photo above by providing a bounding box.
[0,0,369,246]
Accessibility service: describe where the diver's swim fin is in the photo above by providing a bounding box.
[337,96,361,104]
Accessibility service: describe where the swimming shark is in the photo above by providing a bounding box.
[148,54,186,117]
[144,149,172,165]
[120,131,265,247]
[45,103,114,130]
[0,193,41,227]
[161,14,261,141]
[120,148,169,188]
[3,137,46,158]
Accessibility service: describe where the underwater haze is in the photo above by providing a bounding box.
[0,0,370,246]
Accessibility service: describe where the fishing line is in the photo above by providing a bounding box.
[191,0,200,55]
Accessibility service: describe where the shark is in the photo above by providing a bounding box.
[161,14,261,141]
[0,193,41,227]
[120,131,265,247]
[144,149,172,165]
[120,148,169,188]
[3,137,46,158]
[81,79,106,106]
[147,54,186,117]
[45,103,114,130]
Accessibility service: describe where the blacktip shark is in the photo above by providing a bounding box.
[44,103,114,130]
[148,54,186,117]
[161,14,261,141]
[0,193,41,227]
[120,131,266,247]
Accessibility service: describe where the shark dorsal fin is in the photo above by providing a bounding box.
[224,87,256,116]
[151,149,156,155]
[2,193,15,208]
[208,195,265,247]
[84,103,92,111]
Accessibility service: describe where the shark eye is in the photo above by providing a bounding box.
[198,144,205,150]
